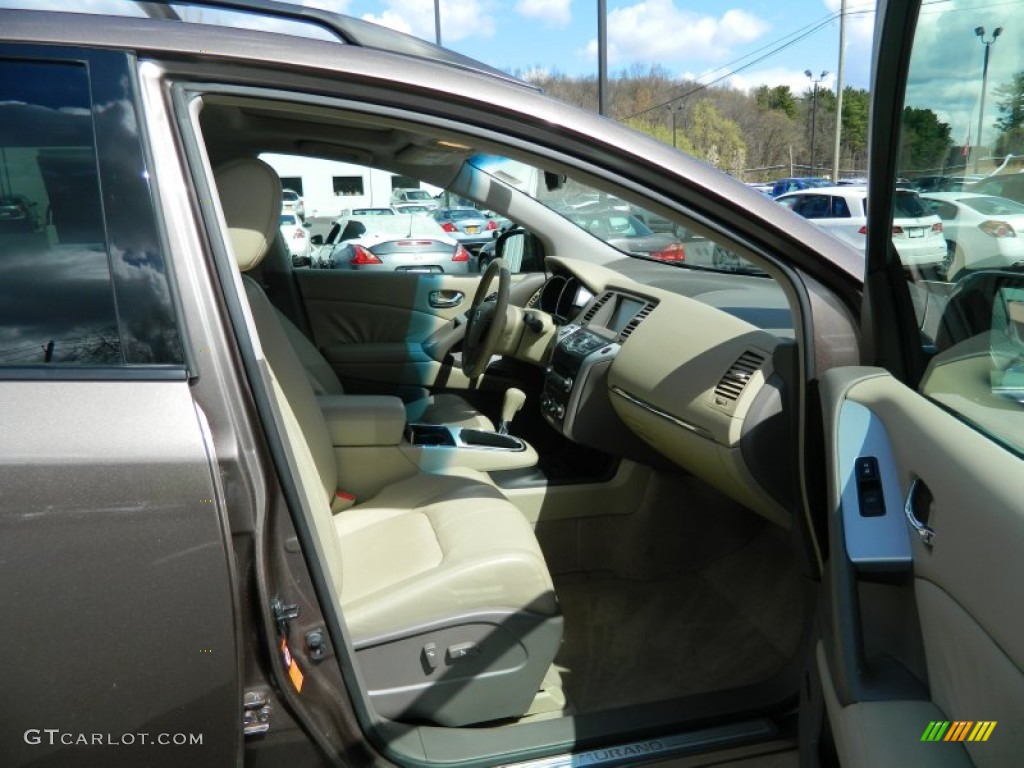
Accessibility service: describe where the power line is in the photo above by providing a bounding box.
[620,4,876,122]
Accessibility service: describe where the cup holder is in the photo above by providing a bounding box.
[458,429,523,451]
[406,424,456,447]
[406,424,524,452]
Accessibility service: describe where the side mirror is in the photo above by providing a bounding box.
[495,227,542,273]
[310,234,324,246]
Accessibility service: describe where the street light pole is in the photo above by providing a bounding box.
[805,69,828,177]
[832,0,847,182]
[597,0,608,115]
[434,0,442,46]
[974,25,1003,173]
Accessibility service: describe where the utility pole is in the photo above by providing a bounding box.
[832,0,847,182]
[805,69,828,177]
[974,26,1003,173]
[597,0,608,115]
[433,0,441,45]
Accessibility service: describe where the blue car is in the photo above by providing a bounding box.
[770,176,833,198]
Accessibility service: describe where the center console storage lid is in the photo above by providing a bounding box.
[318,394,406,447]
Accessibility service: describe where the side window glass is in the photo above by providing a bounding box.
[832,196,851,218]
[0,56,182,368]
[1,60,120,366]
[901,2,1024,454]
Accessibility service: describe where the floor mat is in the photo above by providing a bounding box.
[552,527,805,714]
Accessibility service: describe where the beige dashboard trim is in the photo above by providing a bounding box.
[609,386,714,441]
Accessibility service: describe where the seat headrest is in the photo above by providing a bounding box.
[214,158,283,272]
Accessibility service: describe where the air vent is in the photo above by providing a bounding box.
[618,303,654,341]
[580,292,612,324]
[713,350,766,402]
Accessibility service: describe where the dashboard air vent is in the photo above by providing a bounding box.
[580,292,612,324]
[713,350,766,402]
[618,303,654,341]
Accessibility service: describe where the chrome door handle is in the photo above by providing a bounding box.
[904,478,935,548]
[429,290,465,308]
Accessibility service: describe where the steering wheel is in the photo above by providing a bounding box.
[462,257,511,379]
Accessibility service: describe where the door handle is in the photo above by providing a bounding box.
[904,478,935,548]
[429,290,464,309]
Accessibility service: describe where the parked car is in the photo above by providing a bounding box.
[562,209,686,262]
[390,187,439,210]
[769,176,832,198]
[281,188,305,219]
[346,206,396,216]
[2,3,1022,768]
[432,207,498,254]
[968,171,1024,205]
[776,186,947,270]
[392,202,434,215]
[922,192,1024,278]
[279,211,311,267]
[0,195,39,233]
[319,214,472,273]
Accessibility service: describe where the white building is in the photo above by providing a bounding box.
[261,153,440,218]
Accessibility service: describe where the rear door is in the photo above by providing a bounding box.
[0,48,240,767]
[813,2,1024,766]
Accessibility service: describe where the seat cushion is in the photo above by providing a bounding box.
[409,392,495,431]
[336,474,557,642]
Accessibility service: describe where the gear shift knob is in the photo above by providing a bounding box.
[499,388,526,435]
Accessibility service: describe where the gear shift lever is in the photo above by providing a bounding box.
[498,388,526,435]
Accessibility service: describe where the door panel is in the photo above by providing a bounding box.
[294,270,545,391]
[819,367,1024,767]
[0,382,239,766]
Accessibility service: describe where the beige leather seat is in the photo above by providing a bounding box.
[215,158,561,726]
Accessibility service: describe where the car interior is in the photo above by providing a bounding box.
[194,90,819,764]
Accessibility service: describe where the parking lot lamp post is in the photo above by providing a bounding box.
[805,69,828,177]
[434,0,441,45]
[974,25,1003,172]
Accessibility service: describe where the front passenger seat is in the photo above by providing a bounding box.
[214,157,562,727]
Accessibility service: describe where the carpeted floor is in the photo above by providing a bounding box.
[552,525,805,714]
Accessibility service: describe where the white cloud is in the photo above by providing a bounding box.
[579,0,769,66]
[362,0,496,43]
[515,0,571,28]
[727,67,836,96]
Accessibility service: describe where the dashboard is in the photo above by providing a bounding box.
[534,256,798,527]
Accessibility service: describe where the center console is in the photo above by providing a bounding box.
[541,290,656,441]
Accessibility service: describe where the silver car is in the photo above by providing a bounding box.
[322,214,472,273]
[433,207,498,253]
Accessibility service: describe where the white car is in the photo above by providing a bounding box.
[921,192,1024,279]
[278,211,311,266]
[776,186,947,269]
[390,187,439,211]
[281,188,304,219]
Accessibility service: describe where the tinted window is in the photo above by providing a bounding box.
[0,56,182,369]
[893,192,927,218]
[831,196,852,218]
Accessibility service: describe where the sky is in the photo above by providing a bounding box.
[2,0,877,97]
[304,0,879,96]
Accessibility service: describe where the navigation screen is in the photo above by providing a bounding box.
[608,297,645,333]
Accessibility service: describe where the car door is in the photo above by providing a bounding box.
[0,48,240,767]
[810,2,1024,766]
